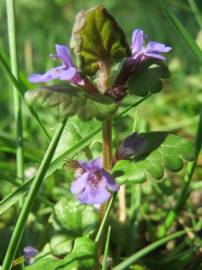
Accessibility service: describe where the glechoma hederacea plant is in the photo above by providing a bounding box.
[2,4,197,270]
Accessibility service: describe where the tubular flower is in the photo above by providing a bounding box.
[131,29,172,62]
[71,158,119,205]
[29,44,83,85]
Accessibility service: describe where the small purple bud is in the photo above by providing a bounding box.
[23,246,38,265]
[116,132,146,160]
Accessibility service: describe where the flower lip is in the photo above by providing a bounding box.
[71,158,119,205]
[28,44,83,85]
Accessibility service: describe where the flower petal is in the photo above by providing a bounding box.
[55,44,73,67]
[70,172,89,195]
[77,183,111,204]
[78,158,103,171]
[28,66,64,83]
[146,41,172,53]
[144,52,165,60]
[58,67,77,80]
[101,170,119,192]
[131,29,144,54]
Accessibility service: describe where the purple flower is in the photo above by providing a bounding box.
[23,246,38,265]
[131,29,172,62]
[71,158,119,205]
[116,132,146,160]
[29,44,83,85]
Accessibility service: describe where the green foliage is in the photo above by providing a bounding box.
[25,84,118,121]
[50,198,99,236]
[128,60,170,97]
[113,132,195,183]
[50,234,74,257]
[159,0,202,66]
[27,237,96,270]
[70,5,130,76]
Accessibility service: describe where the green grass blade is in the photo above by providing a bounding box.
[188,0,202,29]
[6,0,24,183]
[95,194,116,243]
[0,53,50,141]
[2,118,67,270]
[159,0,202,65]
[112,230,186,270]
[102,226,111,270]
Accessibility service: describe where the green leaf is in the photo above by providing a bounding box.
[70,5,130,76]
[25,84,118,121]
[50,198,99,236]
[112,132,195,184]
[127,60,170,97]
[27,237,96,270]
[50,234,74,257]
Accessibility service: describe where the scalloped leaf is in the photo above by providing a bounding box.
[127,60,170,97]
[27,237,96,270]
[50,197,99,237]
[70,5,130,76]
[25,84,118,121]
[112,132,195,184]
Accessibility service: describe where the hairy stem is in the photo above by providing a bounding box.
[96,117,113,267]
[102,117,112,171]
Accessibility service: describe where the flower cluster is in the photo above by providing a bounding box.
[29,29,171,101]
[29,28,171,205]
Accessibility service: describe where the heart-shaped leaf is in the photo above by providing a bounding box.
[70,5,130,76]
[25,84,118,121]
[27,237,96,270]
[127,60,170,97]
[112,132,195,184]
[50,198,99,236]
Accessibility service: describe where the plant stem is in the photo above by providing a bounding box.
[118,185,126,223]
[96,117,113,266]
[6,0,24,183]
[113,230,187,270]
[101,118,113,224]
[102,117,112,171]
[2,118,67,270]
[157,107,202,238]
